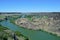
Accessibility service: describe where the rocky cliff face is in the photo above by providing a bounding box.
[15,12,60,36]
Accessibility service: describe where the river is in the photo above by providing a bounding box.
[0,20,60,40]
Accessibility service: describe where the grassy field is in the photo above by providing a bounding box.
[0,15,5,18]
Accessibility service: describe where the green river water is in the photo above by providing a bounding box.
[0,20,60,40]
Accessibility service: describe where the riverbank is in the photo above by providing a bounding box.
[1,13,60,40]
[0,23,28,40]
[1,20,60,40]
[15,17,60,36]
[9,17,60,37]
